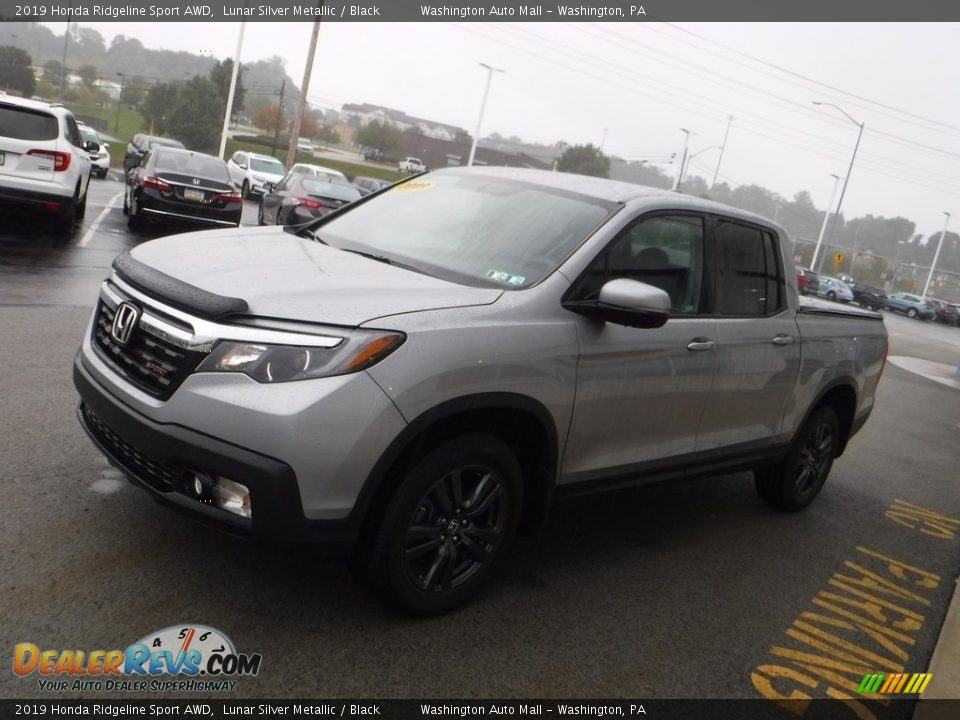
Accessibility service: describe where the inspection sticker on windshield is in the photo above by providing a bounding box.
[487,270,526,286]
[395,180,433,192]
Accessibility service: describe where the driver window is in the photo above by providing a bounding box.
[573,214,705,314]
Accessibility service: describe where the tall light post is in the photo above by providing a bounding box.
[114,72,125,133]
[811,173,842,271]
[680,145,721,185]
[711,115,733,189]
[218,21,246,160]
[813,101,864,267]
[889,239,906,291]
[671,128,694,191]
[922,212,952,299]
[467,62,504,167]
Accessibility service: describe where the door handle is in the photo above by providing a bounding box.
[687,338,716,351]
[772,335,795,346]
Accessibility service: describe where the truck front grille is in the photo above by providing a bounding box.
[92,300,205,400]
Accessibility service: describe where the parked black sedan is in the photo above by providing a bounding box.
[257,173,361,226]
[124,147,242,230]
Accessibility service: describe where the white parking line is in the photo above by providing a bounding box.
[77,191,124,248]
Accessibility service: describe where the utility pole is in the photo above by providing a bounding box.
[711,115,733,189]
[286,21,321,169]
[271,78,286,158]
[468,62,505,167]
[811,173,842,272]
[218,21,246,160]
[671,128,693,191]
[114,72,125,132]
[922,212,952,299]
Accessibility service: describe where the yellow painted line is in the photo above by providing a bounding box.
[856,547,942,581]
[827,580,926,621]
[791,621,904,670]
[839,562,932,606]
[811,597,916,645]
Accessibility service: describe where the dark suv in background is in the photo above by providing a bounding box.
[848,282,887,311]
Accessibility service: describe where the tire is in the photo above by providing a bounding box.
[54,202,76,244]
[356,434,522,615]
[241,180,250,200]
[755,406,839,512]
[76,190,87,220]
[907,308,918,318]
[826,291,836,301]
[122,190,129,216]
[257,201,265,226]
[127,193,144,230]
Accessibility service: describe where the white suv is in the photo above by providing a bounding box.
[0,94,92,240]
[226,151,286,198]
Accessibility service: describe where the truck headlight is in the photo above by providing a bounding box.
[198,330,404,382]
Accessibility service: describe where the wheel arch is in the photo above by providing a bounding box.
[351,393,560,549]
[804,380,858,457]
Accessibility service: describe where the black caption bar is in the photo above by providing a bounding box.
[0,0,958,22]
[2,699,955,720]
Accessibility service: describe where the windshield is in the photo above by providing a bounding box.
[251,158,285,175]
[318,172,617,288]
[80,129,100,146]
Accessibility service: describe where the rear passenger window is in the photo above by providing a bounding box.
[0,106,59,141]
[716,221,785,316]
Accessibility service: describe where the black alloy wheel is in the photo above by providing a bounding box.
[403,464,508,594]
[357,434,522,615]
[755,406,839,511]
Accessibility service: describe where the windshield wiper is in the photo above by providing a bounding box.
[288,224,327,245]
[340,248,393,265]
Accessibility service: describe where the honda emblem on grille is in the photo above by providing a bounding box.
[192,178,200,185]
[111,302,141,346]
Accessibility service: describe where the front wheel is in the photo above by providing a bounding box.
[257,201,266,226]
[907,308,918,318]
[826,291,836,301]
[755,406,839,512]
[357,434,522,615]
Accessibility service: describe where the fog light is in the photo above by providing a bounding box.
[212,477,252,519]
[186,471,213,499]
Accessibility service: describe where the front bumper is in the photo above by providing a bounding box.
[73,353,359,552]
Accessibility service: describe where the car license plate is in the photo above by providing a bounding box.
[183,188,205,202]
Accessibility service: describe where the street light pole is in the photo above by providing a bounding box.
[813,101,864,270]
[811,173,842,271]
[922,212,952,299]
[681,145,721,186]
[114,72,125,133]
[671,128,693,191]
[711,115,733,189]
[467,62,504,167]
[218,21,246,160]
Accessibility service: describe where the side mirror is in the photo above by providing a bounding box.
[563,279,671,329]
[103,142,110,149]
[84,141,98,152]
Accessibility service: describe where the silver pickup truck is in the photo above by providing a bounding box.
[73,168,888,614]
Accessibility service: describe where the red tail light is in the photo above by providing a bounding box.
[214,191,242,205]
[294,196,322,209]
[143,176,173,193]
[27,149,71,172]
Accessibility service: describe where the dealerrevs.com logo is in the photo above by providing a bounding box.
[14,625,262,693]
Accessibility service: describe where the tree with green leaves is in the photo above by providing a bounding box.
[209,58,245,121]
[143,82,181,136]
[78,64,99,87]
[165,76,223,151]
[42,59,64,86]
[0,46,36,97]
[557,143,610,178]
[356,120,403,156]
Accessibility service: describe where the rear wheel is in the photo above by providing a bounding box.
[127,193,144,230]
[75,190,87,220]
[826,291,836,301]
[755,406,839,512]
[257,202,265,226]
[54,202,76,244]
[241,180,250,199]
[356,434,522,615]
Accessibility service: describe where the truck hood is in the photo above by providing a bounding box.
[127,226,503,326]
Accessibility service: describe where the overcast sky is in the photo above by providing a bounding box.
[40,21,960,238]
